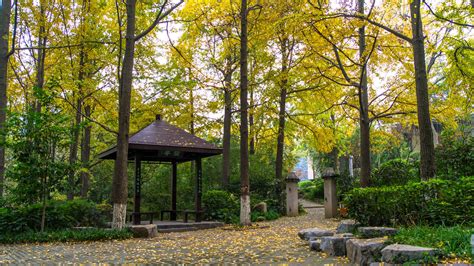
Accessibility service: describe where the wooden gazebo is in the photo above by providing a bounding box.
[98,115,222,225]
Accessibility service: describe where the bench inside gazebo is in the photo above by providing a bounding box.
[98,114,222,227]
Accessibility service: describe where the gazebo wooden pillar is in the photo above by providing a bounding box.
[195,158,202,222]
[171,161,178,221]
[98,114,222,225]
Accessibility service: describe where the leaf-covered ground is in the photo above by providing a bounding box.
[0,208,346,264]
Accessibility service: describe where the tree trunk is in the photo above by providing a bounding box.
[249,87,255,155]
[0,0,12,197]
[358,0,371,187]
[239,0,251,226]
[249,58,255,155]
[112,0,136,229]
[68,49,86,200]
[410,0,435,180]
[67,98,81,200]
[35,3,46,112]
[222,60,232,189]
[275,38,289,209]
[80,105,91,198]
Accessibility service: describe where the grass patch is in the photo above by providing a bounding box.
[389,226,474,261]
[0,228,133,244]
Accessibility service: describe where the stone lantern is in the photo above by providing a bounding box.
[322,168,338,218]
[286,172,300,217]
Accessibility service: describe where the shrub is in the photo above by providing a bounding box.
[343,177,474,226]
[390,226,474,261]
[299,179,324,200]
[250,210,280,222]
[202,190,239,223]
[436,136,474,179]
[371,159,419,187]
[0,199,108,233]
[0,228,132,244]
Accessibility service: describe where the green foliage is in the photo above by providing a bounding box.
[2,86,73,204]
[0,199,108,233]
[202,190,239,223]
[250,210,280,222]
[299,178,324,200]
[0,228,132,244]
[344,177,474,226]
[435,135,474,179]
[390,226,474,261]
[371,158,419,187]
[336,173,359,198]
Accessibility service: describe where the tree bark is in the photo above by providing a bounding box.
[112,0,136,229]
[80,105,91,198]
[358,0,371,187]
[275,39,288,207]
[35,3,46,112]
[249,58,255,155]
[239,0,251,226]
[222,59,233,189]
[410,0,435,180]
[0,0,12,197]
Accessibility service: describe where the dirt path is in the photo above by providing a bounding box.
[0,208,344,264]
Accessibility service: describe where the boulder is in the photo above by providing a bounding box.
[298,228,334,241]
[381,244,438,264]
[320,235,353,256]
[309,239,322,251]
[336,219,359,233]
[253,202,267,213]
[130,224,158,238]
[358,227,398,238]
[346,238,387,265]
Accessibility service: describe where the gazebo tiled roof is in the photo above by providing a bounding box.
[98,115,222,162]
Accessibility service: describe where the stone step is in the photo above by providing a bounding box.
[158,227,199,233]
[381,244,438,264]
[298,228,334,241]
[358,227,398,238]
[346,238,388,265]
[320,234,355,256]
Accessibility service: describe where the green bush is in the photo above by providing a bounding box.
[0,199,108,233]
[0,228,132,244]
[436,136,474,179]
[390,226,474,261]
[371,159,419,187]
[299,179,324,200]
[343,177,474,226]
[202,190,239,223]
[250,210,280,222]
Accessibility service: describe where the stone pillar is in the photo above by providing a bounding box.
[323,168,338,218]
[349,155,354,177]
[286,172,299,217]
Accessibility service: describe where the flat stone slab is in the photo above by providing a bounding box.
[320,235,354,256]
[346,238,387,265]
[309,239,321,251]
[358,227,398,238]
[336,219,359,233]
[381,244,438,264]
[130,224,158,238]
[298,228,334,241]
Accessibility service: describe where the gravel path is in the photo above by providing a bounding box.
[0,208,346,264]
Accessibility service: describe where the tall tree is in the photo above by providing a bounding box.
[239,0,251,225]
[336,0,437,179]
[112,0,183,228]
[410,0,435,179]
[357,0,371,186]
[112,0,137,229]
[0,0,13,197]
